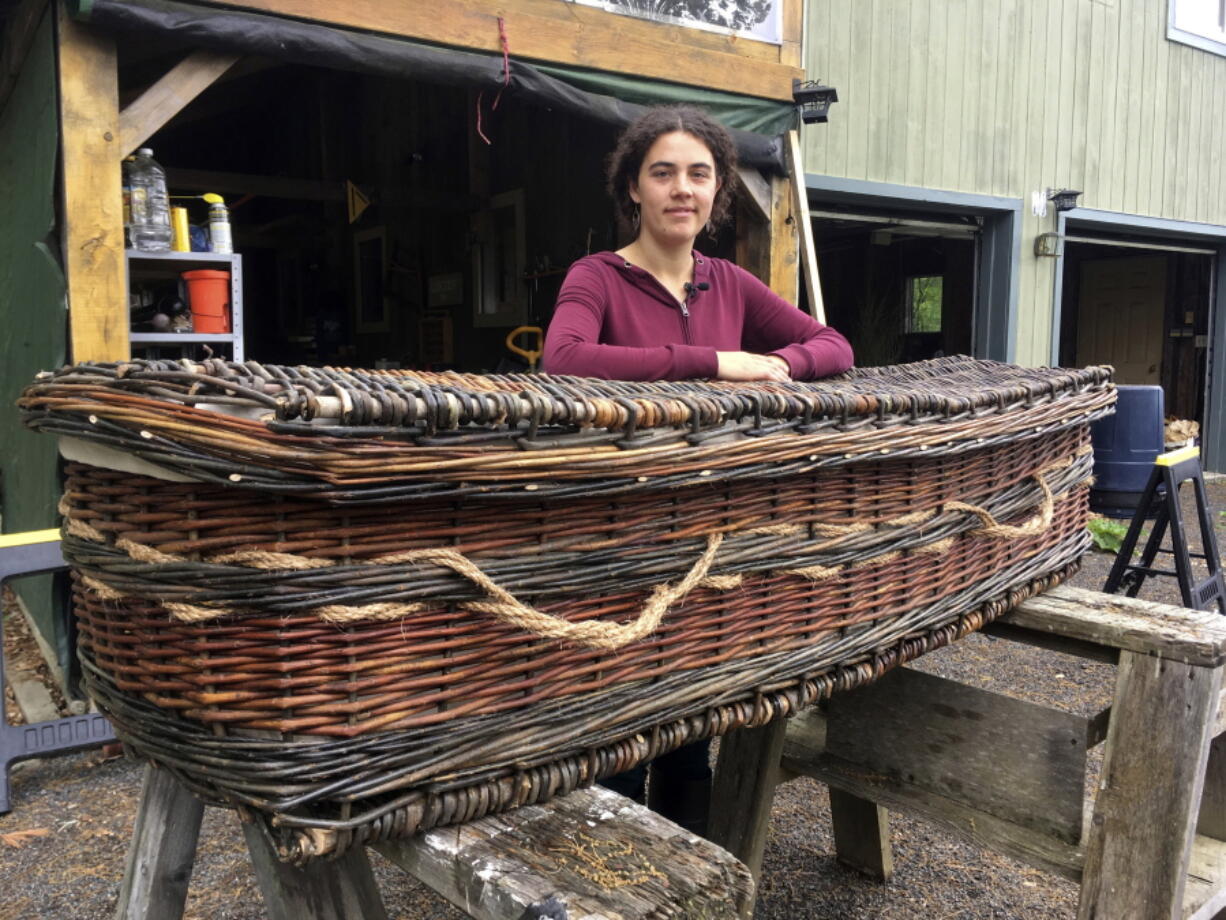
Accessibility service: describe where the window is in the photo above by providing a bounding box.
[906,276,943,333]
[1169,0,1226,57]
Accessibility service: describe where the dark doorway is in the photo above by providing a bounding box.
[813,211,978,367]
[1059,239,1214,426]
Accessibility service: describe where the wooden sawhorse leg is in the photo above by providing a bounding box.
[115,764,388,920]
[710,720,787,891]
[1078,651,1222,920]
[115,764,204,920]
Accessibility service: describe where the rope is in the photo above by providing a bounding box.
[63,451,1094,639]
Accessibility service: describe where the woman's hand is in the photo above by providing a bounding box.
[715,352,792,382]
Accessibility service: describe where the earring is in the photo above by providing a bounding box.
[705,220,715,236]
[632,205,641,231]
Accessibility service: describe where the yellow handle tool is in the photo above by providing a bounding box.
[505,326,544,373]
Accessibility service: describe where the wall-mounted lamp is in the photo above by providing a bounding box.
[1034,232,1064,257]
[792,79,839,124]
[1047,188,1082,212]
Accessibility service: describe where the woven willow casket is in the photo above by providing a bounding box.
[20,356,1113,860]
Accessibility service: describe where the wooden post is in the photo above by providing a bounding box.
[1078,651,1223,920]
[767,172,799,306]
[242,820,389,920]
[828,787,893,880]
[783,130,825,322]
[56,0,128,362]
[114,764,205,920]
[118,49,240,156]
[709,718,787,889]
[377,784,753,920]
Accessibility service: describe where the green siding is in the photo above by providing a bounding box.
[804,0,1226,365]
[0,8,69,666]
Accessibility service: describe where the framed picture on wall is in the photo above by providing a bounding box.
[353,227,390,333]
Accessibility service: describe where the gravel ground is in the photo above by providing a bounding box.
[0,477,1222,920]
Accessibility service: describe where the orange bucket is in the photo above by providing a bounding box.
[182,270,231,334]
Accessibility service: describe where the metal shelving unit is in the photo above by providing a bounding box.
[126,250,244,361]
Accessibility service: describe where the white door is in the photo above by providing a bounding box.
[1076,255,1166,385]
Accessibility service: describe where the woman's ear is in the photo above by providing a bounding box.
[628,180,641,204]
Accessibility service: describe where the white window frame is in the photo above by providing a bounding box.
[1168,0,1226,58]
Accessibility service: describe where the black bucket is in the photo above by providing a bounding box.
[1089,385,1164,519]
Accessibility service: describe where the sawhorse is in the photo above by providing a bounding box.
[114,767,753,920]
[711,585,1226,920]
[1104,445,1226,614]
[0,530,114,814]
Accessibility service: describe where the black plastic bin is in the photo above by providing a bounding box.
[1089,384,1164,519]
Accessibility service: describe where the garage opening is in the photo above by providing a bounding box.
[1057,232,1216,434]
[812,208,979,366]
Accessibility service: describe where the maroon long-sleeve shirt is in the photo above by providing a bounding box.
[542,251,853,381]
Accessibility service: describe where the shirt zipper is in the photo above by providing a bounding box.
[679,298,692,345]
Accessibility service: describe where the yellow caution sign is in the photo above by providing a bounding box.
[346,180,371,224]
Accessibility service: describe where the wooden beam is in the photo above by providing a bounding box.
[767,171,799,306]
[164,167,480,213]
[828,787,894,881]
[782,709,1086,882]
[118,49,240,156]
[784,130,825,322]
[1078,652,1222,919]
[115,765,205,920]
[778,0,803,70]
[823,666,1090,846]
[375,784,754,920]
[0,0,49,116]
[710,718,788,890]
[1002,585,1226,667]
[191,0,801,101]
[735,167,771,224]
[57,0,127,362]
[242,821,389,920]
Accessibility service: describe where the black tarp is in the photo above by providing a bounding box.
[73,0,791,171]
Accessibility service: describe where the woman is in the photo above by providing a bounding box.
[542,105,853,383]
[542,106,854,837]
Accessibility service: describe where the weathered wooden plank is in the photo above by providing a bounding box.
[828,787,893,881]
[1078,652,1222,920]
[777,0,802,69]
[118,49,240,156]
[376,784,753,920]
[188,0,800,101]
[1003,585,1226,667]
[114,764,205,920]
[242,821,388,920]
[767,173,799,306]
[783,130,824,323]
[783,722,1084,881]
[1183,834,1226,920]
[710,717,787,887]
[822,666,1089,845]
[979,620,1119,665]
[57,3,127,363]
[735,167,771,225]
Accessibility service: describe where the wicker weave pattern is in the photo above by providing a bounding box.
[21,356,1113,860]
[21,356,1112,502]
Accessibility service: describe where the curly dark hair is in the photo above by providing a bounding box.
[606,105,740,230]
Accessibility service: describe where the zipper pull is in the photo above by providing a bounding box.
[679,302,690,318]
